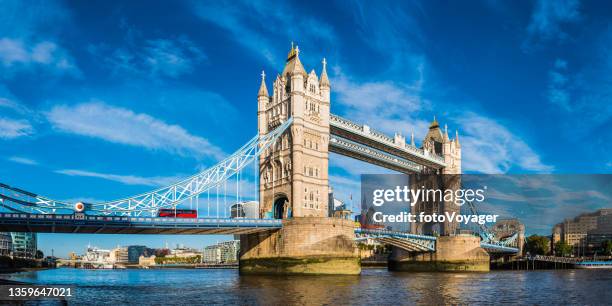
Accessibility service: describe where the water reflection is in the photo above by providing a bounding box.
[0,268,610,305]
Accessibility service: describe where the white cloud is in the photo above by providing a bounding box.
[46,101,225,160]
[0,97,31,114]
[0,38,79,75]
[98,37,206,79]
[56,169,181,187]
[0,117,33,139]
[348,1,425,73]
[8,156,38,165]
[523,0,581,49]
[456,112,553,173]
[144,38,206,78]
[332,66,430,140]
[193,0,335,66]
[331,66,551,175]
[547,58,572,110]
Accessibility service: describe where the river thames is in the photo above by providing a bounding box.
[1,268,611,305]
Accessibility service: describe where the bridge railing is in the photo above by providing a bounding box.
[0,212,283,227]
[330,114,446,165]
[330,136,422,172]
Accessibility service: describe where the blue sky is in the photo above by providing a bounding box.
[0,0,611,257]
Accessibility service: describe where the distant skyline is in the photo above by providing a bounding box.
[1,0,611,257]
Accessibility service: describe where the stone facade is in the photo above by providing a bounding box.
[389,235,490,272]
[240,217,360,275]
[410,119,462,236]
[257,44,331,219]
[242,46,359,275]
[552,208,612,255]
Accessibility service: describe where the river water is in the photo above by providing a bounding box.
[1,268,611,305]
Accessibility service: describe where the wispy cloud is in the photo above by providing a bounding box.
[0,117,33,139]
[0,97,32,115]
[0,38,79,76]
[523,0,581,50]
[144,38,206,78]
[56,169,182,187]
[193,0,335,66]
[7,156,38,165]
[455,112,553,173]
[92,36,206,79]
[46,101,225,160]
[349,1,425,73]
[547,58,572,111]
[475,175,611,234]
[332,66,431,140]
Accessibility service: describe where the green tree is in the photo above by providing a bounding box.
[525,235,550,255]
[554,241,573,257]
[602,240,612,256]
[35,250,44,259]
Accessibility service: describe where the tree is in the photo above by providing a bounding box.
[525,235,550,256]
[554,241,573,257]
[602,240,612,256]
[35,250,44,259]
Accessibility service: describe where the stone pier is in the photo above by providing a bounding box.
[239,217,361,275]
[388,235,490,272]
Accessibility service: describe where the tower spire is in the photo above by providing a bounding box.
[283,42,306,76]
[455,129,461,148]
[258,70,268,97]
[429,116,439,129]
[410,131,415,146]
[320,57,330,88]
[444,124,449,140]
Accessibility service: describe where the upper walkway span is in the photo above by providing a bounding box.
[329,114,447,171]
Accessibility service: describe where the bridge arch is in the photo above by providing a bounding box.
[273,193,290,219]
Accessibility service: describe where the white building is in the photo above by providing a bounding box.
[230,201,259,219]
[202,240,240,264]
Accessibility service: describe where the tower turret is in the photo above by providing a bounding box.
[320,58,330,102]
[257,70,269,136]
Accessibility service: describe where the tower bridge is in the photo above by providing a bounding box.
[0,45,519,274]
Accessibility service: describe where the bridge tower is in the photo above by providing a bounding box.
[241,45,359,275]
[395,121,489,272]
[410,118,462,236]
[257,44,330,219]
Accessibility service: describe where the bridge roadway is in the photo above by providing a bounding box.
[0,213,282,235]
[0,213,519,254]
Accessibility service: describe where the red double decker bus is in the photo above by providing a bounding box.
[157,209,197,218]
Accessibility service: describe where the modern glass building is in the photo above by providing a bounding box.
[0,233,12,256]
[10,232,37,258]
[127,245,150,263]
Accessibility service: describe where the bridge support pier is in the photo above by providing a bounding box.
[239,217,361,275]
[388,236,490,272]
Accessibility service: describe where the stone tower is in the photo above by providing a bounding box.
[242,46,358,275]
[411,118,462,236]
[257,44,331,219]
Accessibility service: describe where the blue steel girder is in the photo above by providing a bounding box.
[480,243,519,254]
[0,118,293,216]
[329,135,423,174]
[355,228,436,252]
[0,212,282,234]
[329,114,446,169]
